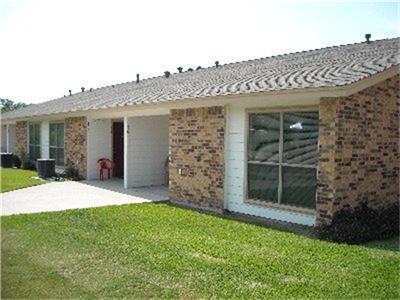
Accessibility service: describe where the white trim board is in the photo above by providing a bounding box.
[228,202,315,226]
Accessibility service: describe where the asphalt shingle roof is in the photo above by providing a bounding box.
[2,38,399,121]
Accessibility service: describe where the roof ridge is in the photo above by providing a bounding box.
[216,37,399,69]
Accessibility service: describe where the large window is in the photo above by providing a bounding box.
[49,123,64,166]
[247,111,319,210]
[28,123,41,161]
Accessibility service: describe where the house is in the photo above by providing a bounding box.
[1,37,399,227]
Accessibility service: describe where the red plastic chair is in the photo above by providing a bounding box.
[97,158,115,180]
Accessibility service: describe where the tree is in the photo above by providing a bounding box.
[0,98,29,113]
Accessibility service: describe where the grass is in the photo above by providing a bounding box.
[2,204,399,299]
[1,167,45,193]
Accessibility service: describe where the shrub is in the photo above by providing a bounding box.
[315,202,399,244]
[12,154,21,168]
[62,165,82,181]
[23,160,36,170]
[17,149,36,170]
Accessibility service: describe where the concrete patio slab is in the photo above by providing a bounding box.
[1,179,168,216]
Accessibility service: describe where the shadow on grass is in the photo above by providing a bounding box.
[158,201,399,251]
[362,236,399,252]
[159,200,314,238]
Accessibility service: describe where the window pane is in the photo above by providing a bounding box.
[49,124,57,146]
[57,148,64,166]
[49,124,64,166]
[29,146,34,160]
[29,125,35,144]
[248,113,280,163]
[36,146,41,160]
[37,125,41,144]
[283,112,318,166]
[29,124,40,145]
[57,124,64,147]
[34,125,40,145]
[29,145,40,161]
[248,164,279,203]
[50,147,56,160]
[281,167,316,209]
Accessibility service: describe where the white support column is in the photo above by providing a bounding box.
[223,104,230,210]
[86,118,112,180]
[6,124,9,153]
[86,119,90,180]
[123,116,129,189]
[41,121,50,159]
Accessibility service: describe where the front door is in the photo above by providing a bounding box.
[113,122,124,178]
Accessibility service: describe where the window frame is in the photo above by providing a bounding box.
[49,122,65,167]
[244,106,319,215]
[28,123,41,161]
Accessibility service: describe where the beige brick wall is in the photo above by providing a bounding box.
[15,121,28,154]
[169,106,225,212]
[65,117,87,178]
[317,75,399,225]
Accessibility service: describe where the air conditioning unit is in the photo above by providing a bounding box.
[0,153,13,168]
[37,159,56,178]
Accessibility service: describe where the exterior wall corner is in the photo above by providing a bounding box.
[316,75,399,225]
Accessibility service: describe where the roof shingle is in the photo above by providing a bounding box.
[2,38,399,121]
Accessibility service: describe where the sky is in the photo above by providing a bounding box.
[0,0,399,104]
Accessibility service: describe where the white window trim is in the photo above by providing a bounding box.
[244,106,319,214]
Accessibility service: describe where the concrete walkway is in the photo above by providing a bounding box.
[1,179,169,216]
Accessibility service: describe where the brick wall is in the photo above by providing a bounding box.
[65,117,87,178]
[317,75,399,225]
[169,106,225,212]
[15,121,28,154]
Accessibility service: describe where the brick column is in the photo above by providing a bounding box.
[316,75,399,225]
[15,121,28,154]
[169,106,225,212]
[65,117,87,178]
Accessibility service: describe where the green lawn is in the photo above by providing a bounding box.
[1,167,45,193]
[2,204,399,299]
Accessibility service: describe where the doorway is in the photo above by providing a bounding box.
[113,122,124,178]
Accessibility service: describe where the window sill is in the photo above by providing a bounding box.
[245,198,315,216]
